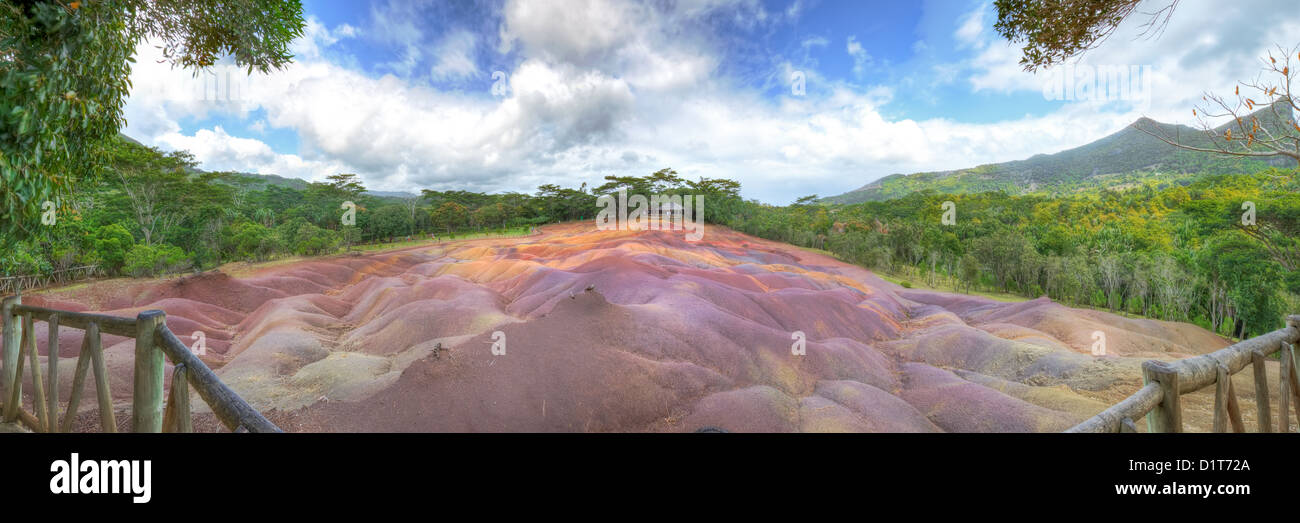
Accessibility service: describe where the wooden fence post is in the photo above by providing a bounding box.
[1281,344,1294,433]
[1143,360,1182,433]
[1289,343,1300,424]
[132,310,166,433]
[1252,352,1272,433]
[1,295,20,422]
[47,314,59,432]
[1213,364,1231,433]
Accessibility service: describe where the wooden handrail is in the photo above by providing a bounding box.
[1068,315,1300,433]
[0,265,100,282]
[0,265,101,294]
[11,304,139,338]
[1,295,280,433]
[155,326,281,433]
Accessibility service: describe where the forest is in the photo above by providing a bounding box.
[0,136,744,279]
[3,134,1298,341]
[730,169,1300,340]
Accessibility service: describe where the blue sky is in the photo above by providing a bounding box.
[122,0,1300,204]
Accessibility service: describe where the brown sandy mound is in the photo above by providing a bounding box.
[14,222,1241,432]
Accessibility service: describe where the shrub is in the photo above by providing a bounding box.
[231,222,281,261]
[286,222,339,256]
[123,244,190,277]
[0,242,50,276]
[88,223,135,275]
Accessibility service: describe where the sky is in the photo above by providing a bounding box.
[121,0,1300,204]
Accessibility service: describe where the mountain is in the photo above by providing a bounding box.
[224,171,419,199]
[119,134,419,199]
[822,104,1297,204]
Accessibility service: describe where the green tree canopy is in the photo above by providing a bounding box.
[0,0,304,244]
[993,0,1177,71]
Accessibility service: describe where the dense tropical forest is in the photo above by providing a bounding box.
[735,169,1300,340]
[4,133,1298,340]
[0,136,743,278]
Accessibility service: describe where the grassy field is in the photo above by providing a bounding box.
[352,227,533,253]
[872,270,1030,303]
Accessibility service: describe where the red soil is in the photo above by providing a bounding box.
[13,223,1237,432]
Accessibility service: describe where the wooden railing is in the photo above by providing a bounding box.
[0,265,101,294]
[1068,315,1300,433]
[0,295,280,433]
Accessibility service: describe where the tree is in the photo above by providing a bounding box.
[1134,46,1300,167]
[0,0,305,244]
[471,203,503,231]
[971,230,1030,292]
[111,140,193,245]
[88,223,135,275]
[400,195,424,236]
[1096,254,1124,311]
[430,201,469,235]
[123,243,188,277]
[688,177,742,224]
[1201,235,1283,338]
[993,0,1178,71]
[959,254,981,293]
[646,168,685,192]
[369,205,408,242]
[230,222,278,261]
[325,173,366,198]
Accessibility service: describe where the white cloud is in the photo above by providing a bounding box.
[960,0,1300,139]
[846,36,873,75]
[120,0,1300,204]
[954,3,986,48]
[801,36,829,50]
[430,29,480,80]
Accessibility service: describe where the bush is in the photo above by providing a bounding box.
[123,244,190,277]
[231,222,281,261]
[1285,270,1300,295]
[0,242,51,276]
[283,222,339,256]
[88,223,136,274]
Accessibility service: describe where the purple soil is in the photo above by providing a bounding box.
[10,223,1231,432]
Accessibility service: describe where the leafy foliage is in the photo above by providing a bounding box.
[6,137,743,281]
[1,1,134,243]
[993,0,1176,71]
[0,0,304,244]
[732,168,1300,339]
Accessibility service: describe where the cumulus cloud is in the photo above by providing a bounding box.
[121,0,1300,204]
[846,36,873,75]
[430,29,480,80]
[965,0,1300,123]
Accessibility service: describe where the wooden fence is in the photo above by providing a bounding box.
[1068,315,1300,433]
[0,265,101,295]
[0,295,279,433]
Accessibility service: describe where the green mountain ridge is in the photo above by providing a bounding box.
[822,104,1297,204]
[118,133,418,199]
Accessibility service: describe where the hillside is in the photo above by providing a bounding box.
[23,222,1284,433]
[823,105,1296,204]
[219,170,418,200]
[117,134,419,200]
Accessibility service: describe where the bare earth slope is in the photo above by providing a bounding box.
[26,222,1279,432]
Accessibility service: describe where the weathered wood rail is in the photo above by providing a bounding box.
[0,295,280,433]
[0,265,101,294]
[1067,315,1300,433]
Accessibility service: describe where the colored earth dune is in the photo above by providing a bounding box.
[21,223,1292,432]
